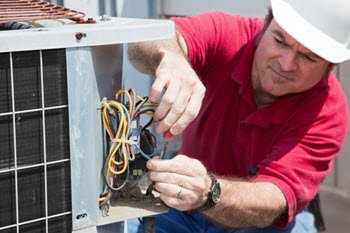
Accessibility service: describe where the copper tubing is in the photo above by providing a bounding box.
[0,0,87,24]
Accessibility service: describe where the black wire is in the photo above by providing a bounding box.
[142,118,156,131]
[134,96,149,116]
[136,96,149,106]
[99,192,108,198]
[99,140,124,197]
[134,97,157,130]
[146,184,153,196]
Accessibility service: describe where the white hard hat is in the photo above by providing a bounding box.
[271,0,350,63]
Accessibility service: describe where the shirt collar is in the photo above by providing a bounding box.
[242,78,329,129]
[230,35,258,110]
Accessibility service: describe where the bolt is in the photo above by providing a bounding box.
[86,18,96,24]
[101,15,111,21]
[75,32,86,40]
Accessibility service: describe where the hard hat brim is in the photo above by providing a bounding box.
[271,0,350,63]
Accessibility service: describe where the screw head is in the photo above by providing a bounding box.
[75,32,86,40]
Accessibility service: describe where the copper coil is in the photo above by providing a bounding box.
[0,0,88,24]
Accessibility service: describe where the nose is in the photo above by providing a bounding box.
[278,51,298,72]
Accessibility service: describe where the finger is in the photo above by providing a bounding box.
[159,192,185,210]
[148,170,206,191]
[158,187,198,211]
[163,130,174,140]
[156,86,191,134]
[147,155,205,176]
[149,74,169,102]
[154,81,180,130]
[169,87,204,135]
[154,182,183,198]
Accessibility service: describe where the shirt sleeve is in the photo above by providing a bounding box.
[253,75,349,228]
[170,12,263,79]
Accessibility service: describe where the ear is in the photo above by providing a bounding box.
[328,63,336,72]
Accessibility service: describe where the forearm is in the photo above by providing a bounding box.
[204,177,287,229]
[127,30,188,75]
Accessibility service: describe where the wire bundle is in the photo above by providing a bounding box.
[99,89,160,207]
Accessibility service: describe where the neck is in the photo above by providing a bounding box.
[250,74,278,110]
[252,88,277,110]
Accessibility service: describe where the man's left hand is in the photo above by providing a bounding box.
[146,155,212,211]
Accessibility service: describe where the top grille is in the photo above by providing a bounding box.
[0,0,85,24]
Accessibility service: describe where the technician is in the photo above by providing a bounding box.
[127,0,350,232]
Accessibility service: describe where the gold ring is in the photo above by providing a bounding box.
[174,186,182,198]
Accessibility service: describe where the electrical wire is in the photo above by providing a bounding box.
[100,96,131,206]
[134,96,149,116]
[99,89,162,207]
[159,141,169,160]
[134,109,155,118]
[128,89,137,120]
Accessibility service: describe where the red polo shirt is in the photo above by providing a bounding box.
[171,12,349,228]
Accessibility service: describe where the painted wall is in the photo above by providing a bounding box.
[160,0,270,18]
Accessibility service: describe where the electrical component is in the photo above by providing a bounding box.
[99,89,166,209]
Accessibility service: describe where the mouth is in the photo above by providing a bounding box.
[270,67,293,81]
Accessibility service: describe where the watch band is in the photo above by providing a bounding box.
[197,174,220,212]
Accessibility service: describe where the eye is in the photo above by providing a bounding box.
[303,54,316,62]
[273,37,283,44]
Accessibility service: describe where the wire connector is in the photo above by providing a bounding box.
[111,138,137,145]
[159,141,169,159]
[101,97,116,117]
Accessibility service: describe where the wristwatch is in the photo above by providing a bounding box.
[197,174,221,212]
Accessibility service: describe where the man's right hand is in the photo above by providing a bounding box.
[128,30,205,138]
[150,51,205,138]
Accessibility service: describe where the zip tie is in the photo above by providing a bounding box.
[111,138,137,145]
[101,97,116,117]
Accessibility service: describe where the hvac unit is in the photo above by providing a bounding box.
[0,2,174,233]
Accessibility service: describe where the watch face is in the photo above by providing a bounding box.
[212,184,221,203]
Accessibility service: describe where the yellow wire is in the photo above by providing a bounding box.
[136,95,144,101]
[102,104,124,143]
[141,113,154,117]
[108,101,125,141]
[108,102,125,164]
[102,101,128,177]
[116,90,133,116]
[102,108,114,139]
[140,104,159,109]
[106,101,128,175]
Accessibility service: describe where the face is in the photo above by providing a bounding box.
[252,19,331,104]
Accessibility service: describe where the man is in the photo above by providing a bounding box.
[127,0,350,232]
